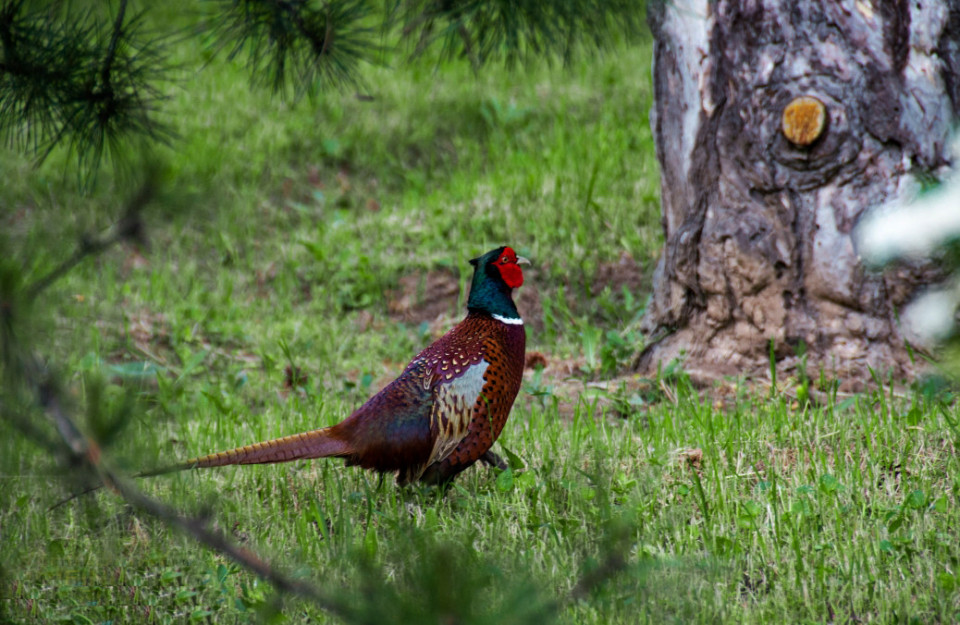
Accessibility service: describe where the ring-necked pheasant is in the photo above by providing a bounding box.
[147,246,528,487]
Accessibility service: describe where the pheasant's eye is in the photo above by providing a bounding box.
[501,256,510,264]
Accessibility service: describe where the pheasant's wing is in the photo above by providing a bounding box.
[344,321,491,483]
[425,359,489,469]
[336,358,437,476]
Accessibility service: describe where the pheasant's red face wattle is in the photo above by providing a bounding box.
[494,246,524,289]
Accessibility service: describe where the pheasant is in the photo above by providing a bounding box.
[146,246,528,487]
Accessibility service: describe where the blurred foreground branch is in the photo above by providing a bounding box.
[35,374,348,615]
[0,181,349,619]
[24,180,151,300]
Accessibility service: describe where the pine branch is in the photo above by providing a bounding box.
[0,0,175,184]
[204,0,380,97]
[395,0,647,67]
[0,0,93,154]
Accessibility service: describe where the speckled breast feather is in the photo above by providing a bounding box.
[417,313,526,484]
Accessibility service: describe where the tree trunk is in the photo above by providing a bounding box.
[637,0,960,388]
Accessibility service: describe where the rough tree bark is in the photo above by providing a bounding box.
[637,0,960,387]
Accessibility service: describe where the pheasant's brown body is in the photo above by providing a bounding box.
[417,314,525,483]
[155,246,529,487]
[311,313,525,484]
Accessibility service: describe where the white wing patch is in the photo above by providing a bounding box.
[426,361,488,467]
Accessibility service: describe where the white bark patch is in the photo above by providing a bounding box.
[666,0,710,175]
[899,1,951,166]
[808,185,858,307]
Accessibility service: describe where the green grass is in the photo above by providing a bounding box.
[3,2,960,623]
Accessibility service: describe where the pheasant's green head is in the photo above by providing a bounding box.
[467,246,529,322]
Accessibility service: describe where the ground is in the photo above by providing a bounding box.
[2,2,960,623]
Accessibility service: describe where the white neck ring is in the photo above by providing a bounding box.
[492,313,523,325]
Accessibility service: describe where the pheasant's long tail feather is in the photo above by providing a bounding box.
[50,428,351,509]
[168,427,351,472]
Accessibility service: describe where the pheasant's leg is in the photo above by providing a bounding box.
[419,450,505,486]
[479,450,507,470]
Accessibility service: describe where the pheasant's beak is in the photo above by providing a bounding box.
[516,256,531,266]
